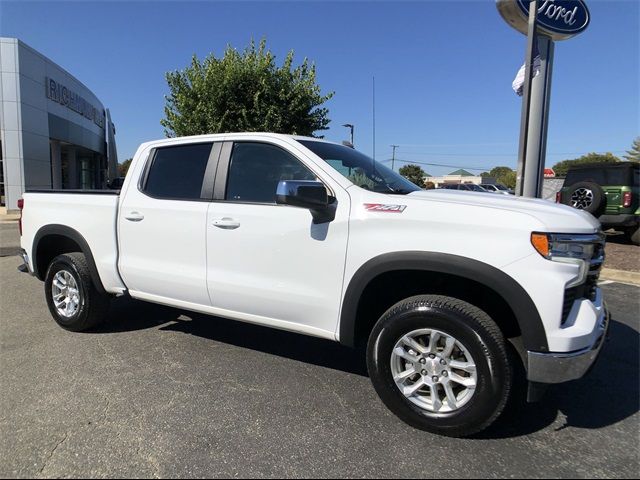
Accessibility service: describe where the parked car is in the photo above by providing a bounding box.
[557,162,639,245]
[439,183,488,192]
[480,183,514,195]
[18,133,608,437]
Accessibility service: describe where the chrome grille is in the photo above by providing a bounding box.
[561,234,605,324]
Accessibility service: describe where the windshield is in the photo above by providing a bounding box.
[298,140,421,194]
[465,184,487,192]
[493,184,508,191]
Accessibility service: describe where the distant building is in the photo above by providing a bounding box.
[426,169,484,188]
[0,38,118,212]
[447,169,475,177]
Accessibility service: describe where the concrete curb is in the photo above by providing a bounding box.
[600,268,640,286]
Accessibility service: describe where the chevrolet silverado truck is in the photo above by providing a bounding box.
[18,133,609,437]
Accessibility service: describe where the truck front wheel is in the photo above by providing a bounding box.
[366,295,512,437]
[44,253,110,332]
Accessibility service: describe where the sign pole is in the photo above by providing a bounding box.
[515,0,538,196]
[497,0,589,196]
[522,35,554,197]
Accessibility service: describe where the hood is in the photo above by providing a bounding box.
[407,190,600,233]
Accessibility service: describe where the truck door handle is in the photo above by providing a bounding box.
[212,217,240,229]
[124,211,145,222]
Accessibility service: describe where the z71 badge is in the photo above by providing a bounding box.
[363,204,407,213]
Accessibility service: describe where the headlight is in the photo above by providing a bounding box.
[531,232,604,288]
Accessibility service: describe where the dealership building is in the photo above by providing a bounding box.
[0,37,118,212]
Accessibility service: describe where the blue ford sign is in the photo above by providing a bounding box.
[497,0,590,40]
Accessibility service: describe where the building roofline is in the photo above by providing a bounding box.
[1,37,104,106]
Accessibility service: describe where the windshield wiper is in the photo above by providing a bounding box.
[378,185,412,195]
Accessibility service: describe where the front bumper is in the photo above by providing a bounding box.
[527,304,610,384]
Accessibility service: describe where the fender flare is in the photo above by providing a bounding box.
[338,251,549,352]
[32,224,107,295]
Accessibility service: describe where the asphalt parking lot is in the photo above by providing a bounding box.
[0,223,639,478]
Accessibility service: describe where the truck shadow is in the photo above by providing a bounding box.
[96,298,638,439]
[96,296,368,376]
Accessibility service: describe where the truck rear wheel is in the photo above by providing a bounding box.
[44,253,110,332]
[366,295,512,437]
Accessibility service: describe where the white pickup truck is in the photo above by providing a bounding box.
[18,133,609,437]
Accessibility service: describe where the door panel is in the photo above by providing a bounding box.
[205,141,350,335]
[118,142,216,305]
[206,202,349,333]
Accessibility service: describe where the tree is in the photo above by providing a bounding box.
[118,158,132,176]
[486,166,517,189]
[399,164,427,187]
[552,152,621,177]
[499,170,517,189]
[623,137,640,162]
[161,39,334,137]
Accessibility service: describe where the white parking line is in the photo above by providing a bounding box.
[598,280,615,285]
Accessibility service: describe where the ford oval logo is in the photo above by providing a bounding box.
[497,0,590,41]
[517,0,590,35]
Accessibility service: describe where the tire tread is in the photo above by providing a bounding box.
[44,252,110,331]
[369,294,512,437]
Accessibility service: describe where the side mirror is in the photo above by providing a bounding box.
[276,180,336,224]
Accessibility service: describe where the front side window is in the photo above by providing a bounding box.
[143,143,213,200]
[225,142,317,203]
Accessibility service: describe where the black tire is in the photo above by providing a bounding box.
[44,253,110,332]
[561,181,605,215]
[366,295,512,438]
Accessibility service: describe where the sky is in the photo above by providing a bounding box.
[1,0,638,176]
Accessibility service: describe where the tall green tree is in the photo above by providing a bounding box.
[399,164,427,187]
[552,152,621,177]
[623,137,640,162]
[161,39,334,137]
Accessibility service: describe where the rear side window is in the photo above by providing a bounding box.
[225,142,317,203]
[143,143,213,200]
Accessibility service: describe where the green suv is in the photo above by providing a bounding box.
[558,162,640,245]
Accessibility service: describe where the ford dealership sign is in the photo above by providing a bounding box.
[497,0,590,40]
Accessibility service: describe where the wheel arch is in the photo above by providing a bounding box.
[32,224,107,294]
[338,252,549,353]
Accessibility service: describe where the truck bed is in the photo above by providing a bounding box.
[20,191,126,294]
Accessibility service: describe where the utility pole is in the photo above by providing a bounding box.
[391,145,399,171]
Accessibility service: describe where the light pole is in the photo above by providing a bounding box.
[391,145,399,171]
[342,123,354,146]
